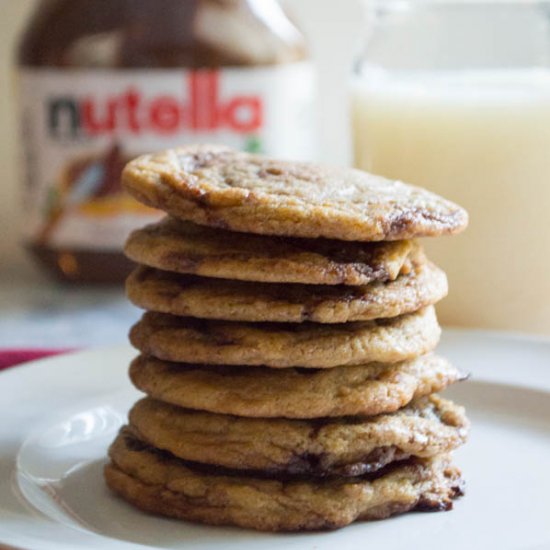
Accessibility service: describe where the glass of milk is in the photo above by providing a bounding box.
[352,0,550,334]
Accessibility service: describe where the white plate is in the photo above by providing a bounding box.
[1,329,550,550]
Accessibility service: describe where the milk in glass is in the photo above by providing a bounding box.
[353,68,550,333]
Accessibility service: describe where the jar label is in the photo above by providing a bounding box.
[18,64,316,250]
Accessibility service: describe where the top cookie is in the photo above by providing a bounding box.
[122,145,468,242]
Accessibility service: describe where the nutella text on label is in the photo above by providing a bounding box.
[48,73,265,139]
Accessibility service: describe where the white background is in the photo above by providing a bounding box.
[0,0,363,282]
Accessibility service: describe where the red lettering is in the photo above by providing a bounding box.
[205,71,220,130]
[69,74,264,137]
[81,97,117,134]
[190,72,200,130]
[223,97,263,133]
[149,97,181,133]
[123,89,141,133]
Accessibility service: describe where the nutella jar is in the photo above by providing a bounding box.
[17,0,314,283]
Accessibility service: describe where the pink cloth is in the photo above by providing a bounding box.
[0,349,71,371]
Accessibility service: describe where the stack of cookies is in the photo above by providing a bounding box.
[105,145,470,532]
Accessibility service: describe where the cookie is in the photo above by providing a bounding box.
[124,217,416,286]
[129,354,463,418]
[122,145,468,241]
[129,306,440,368]
[126,257,447,323]
[105,429,464,532]
[128,395,469,476]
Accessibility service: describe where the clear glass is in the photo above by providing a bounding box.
[352,0,550,334]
